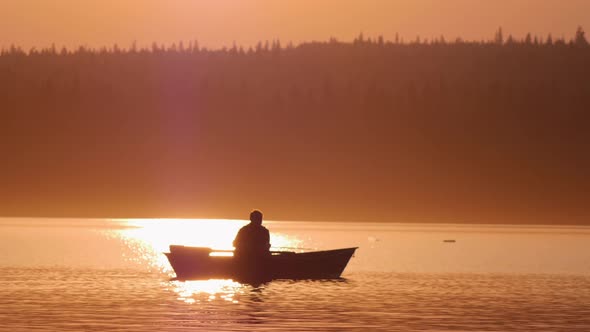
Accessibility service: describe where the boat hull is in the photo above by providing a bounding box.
[165,245,357,281]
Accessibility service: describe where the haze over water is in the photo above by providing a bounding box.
[1,218,589,331]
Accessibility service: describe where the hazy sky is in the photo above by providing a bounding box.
[1,0,590,50]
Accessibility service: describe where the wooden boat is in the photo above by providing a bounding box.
[165,245,358,281]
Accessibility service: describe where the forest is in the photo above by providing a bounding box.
[1,28,589,224]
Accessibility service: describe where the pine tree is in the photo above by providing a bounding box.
[494,27,504,45]
[574,26,588,47]
[524,33,532,45]
[506,35,515,45]
[546,34,553,46]
[151,42,160,53]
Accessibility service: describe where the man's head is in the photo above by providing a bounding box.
[250,210,263,226]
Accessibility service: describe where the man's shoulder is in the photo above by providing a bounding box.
[252,224,270,232]
[239,224,260,231]
[239,224,269,232]
[238,224,251,232]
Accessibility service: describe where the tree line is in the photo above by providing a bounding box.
[1,28,589,223]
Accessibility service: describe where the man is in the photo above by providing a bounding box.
[233,210,271,258]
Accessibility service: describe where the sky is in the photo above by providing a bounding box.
[1,0,590,50]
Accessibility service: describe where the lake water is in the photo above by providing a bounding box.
[0,218,589,331]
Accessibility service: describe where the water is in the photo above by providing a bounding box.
[1,218,589,331]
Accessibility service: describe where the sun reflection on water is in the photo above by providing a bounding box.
[119,219,245,252]
[170,279,244,304]
[117,218,298,253]
[112,218,301,303]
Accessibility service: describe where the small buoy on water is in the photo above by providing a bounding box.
[368,236,380,242]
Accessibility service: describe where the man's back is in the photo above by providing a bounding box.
[233,223,271,257]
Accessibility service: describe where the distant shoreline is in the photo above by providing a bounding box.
[1,215,588,227]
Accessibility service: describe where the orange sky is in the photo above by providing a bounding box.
[1,0,589,50]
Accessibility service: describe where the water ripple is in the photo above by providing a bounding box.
[1,268,589,331]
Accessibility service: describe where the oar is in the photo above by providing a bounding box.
[208,248,298,255]
[271,246,315,251]
[171,246,311,254]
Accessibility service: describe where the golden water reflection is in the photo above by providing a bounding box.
[117,219,299,253]
[114,219,301,303]
[170,279,244,304]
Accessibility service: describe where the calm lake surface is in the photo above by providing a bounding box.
[0,218,589,331]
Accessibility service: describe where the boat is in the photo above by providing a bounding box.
[164,245,358,281]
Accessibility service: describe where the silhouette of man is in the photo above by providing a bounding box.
[233,210,271,259]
